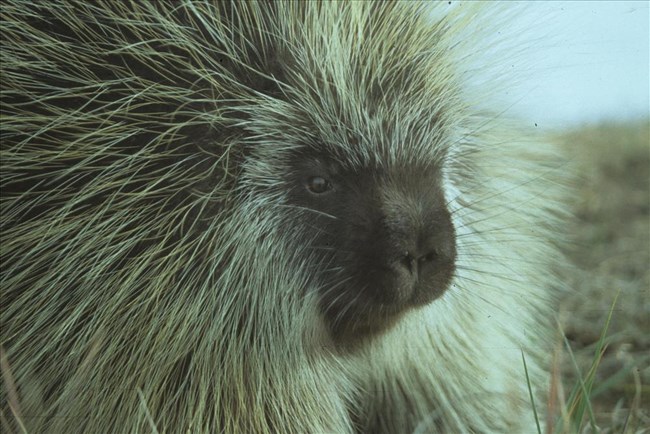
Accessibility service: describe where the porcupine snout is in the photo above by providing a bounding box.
[368,173,457,307]
[299,160,457,339]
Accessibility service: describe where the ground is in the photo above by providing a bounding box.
[556,120,649,432]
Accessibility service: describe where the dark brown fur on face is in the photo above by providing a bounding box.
[285,155,456,342]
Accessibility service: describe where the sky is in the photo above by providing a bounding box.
[503,1,649,129]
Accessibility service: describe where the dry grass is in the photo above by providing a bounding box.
[554,119,650,432]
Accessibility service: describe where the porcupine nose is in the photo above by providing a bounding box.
[347,169,457,308]
[398,248,439,278]
[383,219,456,305]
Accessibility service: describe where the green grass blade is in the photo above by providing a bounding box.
[522,350,542,434]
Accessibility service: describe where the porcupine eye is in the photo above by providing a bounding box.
[306,176,332,194]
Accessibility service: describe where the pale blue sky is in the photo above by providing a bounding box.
[505,1,649,129]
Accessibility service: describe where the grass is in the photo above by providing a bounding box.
[540,290,647,433]
[555,293,618,433]
[549,119,649,432]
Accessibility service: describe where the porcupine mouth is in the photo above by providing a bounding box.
[323,270,452,345]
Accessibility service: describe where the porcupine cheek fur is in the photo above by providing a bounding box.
[285,154,457,342]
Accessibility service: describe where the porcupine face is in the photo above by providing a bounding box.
[284,150,456,341]
[207,2,458,343]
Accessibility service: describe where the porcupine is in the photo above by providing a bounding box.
[0,1,568,432]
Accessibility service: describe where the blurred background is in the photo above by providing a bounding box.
[504,2,649,430]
